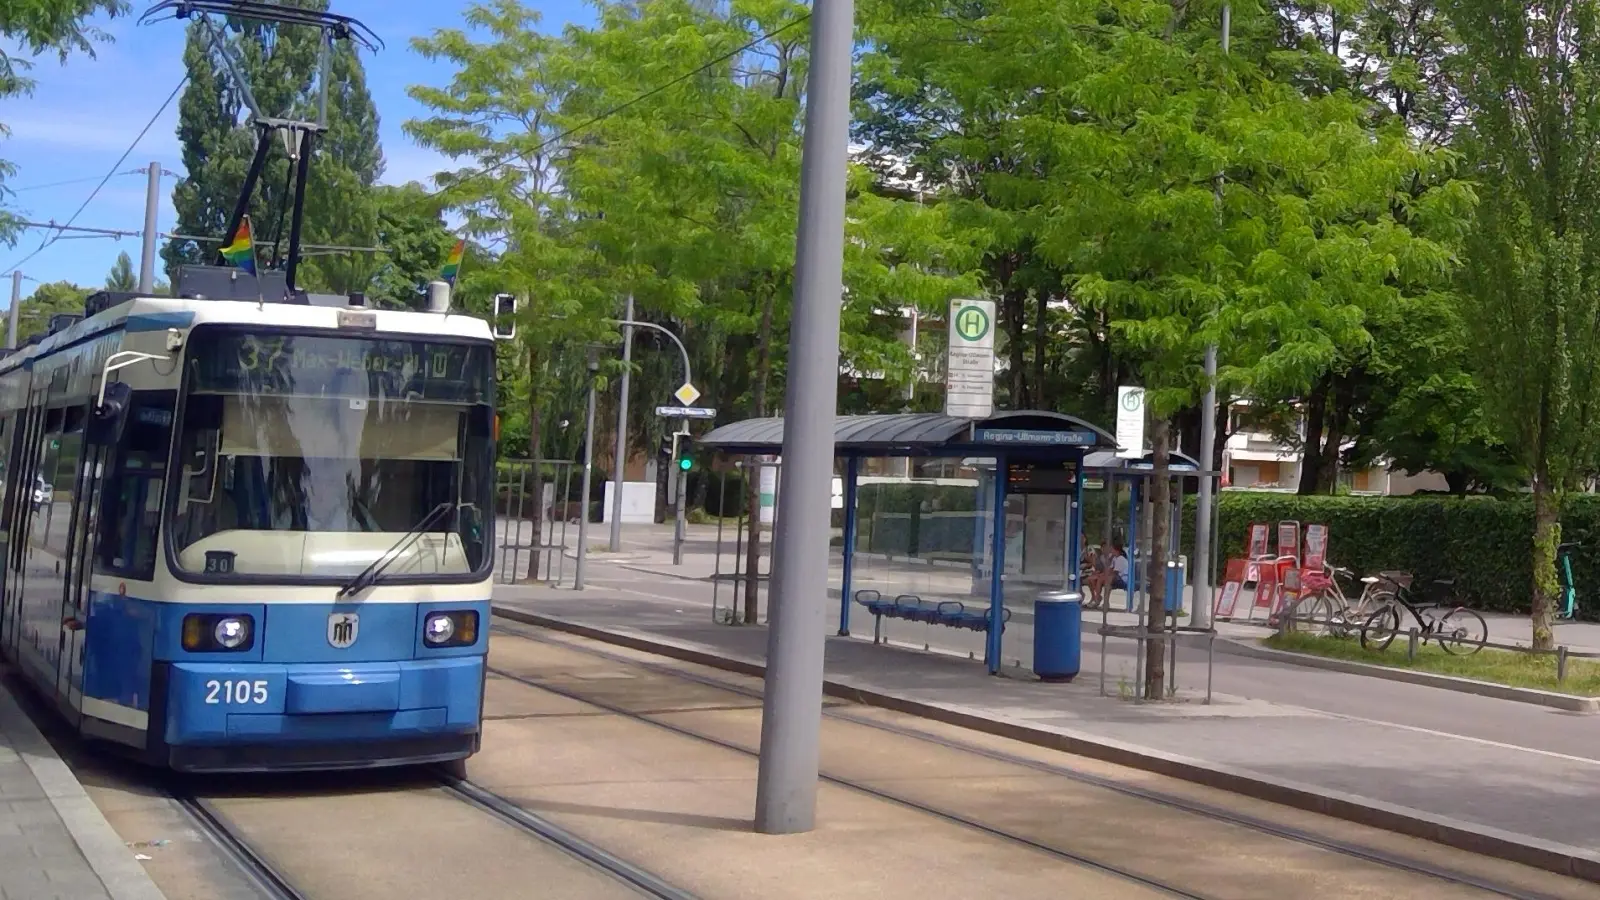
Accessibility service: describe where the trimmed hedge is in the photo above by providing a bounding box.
[1181,491,1600,618]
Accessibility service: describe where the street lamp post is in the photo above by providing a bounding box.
[574,346,602,590]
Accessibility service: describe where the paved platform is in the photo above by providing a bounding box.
[0,675,165,900]
[494,578,1600,882]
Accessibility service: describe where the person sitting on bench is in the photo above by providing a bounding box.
[1086,540,1128,609]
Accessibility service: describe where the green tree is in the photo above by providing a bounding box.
[0,1,128,243]
[162,0,383,288]
[105,250,136,291]
[860,0,1468,693]
[1447,0,1600,649]
[364,183,458,309]
[13,280,89,342]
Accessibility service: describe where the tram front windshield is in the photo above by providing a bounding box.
[166,328,495,582]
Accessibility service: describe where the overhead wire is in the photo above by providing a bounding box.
[0,75,188,278]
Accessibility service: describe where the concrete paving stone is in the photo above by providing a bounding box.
[0,680,164,900]
[494,585,1600,870]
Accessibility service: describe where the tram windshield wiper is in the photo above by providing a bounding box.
[336,502,454,598]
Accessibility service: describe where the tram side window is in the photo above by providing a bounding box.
[96,393,175,580]
[44,406,86,559]
[29,407,64,553]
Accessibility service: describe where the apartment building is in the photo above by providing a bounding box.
[1222,399,1448,495]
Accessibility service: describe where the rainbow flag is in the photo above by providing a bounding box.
[219,217,256,275]
[441,238,465,285]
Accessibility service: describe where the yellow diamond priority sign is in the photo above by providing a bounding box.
[674,382,701,406]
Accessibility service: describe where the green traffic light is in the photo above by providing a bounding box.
[679,457,692,471]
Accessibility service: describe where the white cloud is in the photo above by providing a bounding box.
[4,109,181,160]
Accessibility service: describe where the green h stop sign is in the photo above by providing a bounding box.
[955,304,990,341]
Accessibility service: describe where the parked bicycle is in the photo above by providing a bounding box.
[1280,565,1403,638]
[1359,576,1488,655]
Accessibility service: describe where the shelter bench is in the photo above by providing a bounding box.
[852,589,1011,645]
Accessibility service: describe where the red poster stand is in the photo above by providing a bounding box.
[1215,558,1248,619]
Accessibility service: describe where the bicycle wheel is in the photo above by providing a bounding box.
[1437,607,1488,656]
[1360,604,1401,652]
[1283,593,1335,636]
[1338,589,1391,639]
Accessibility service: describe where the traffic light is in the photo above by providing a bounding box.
[679,456,692,472]
[657,436,673,458]
[492,293,518,340]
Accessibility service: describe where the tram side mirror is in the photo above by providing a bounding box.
[87,382,133,446]
[492,293,517,341]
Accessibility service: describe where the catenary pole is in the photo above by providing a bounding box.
[752,0,853,835]
[1191,4,1230,631]
[139,161,161,294]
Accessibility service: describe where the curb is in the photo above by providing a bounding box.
[492,603,1600,884]
[0,684,167,900]
[1217,637,1600,713]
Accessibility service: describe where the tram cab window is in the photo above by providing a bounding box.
[166,331,495,582]
[95,393,175,580]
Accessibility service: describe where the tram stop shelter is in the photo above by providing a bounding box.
[696,411,1118,674]
[1081,449,1202,615]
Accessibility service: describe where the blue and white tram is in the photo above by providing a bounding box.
[0,286,499,771]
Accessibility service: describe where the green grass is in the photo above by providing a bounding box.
[1264,630,1600,696]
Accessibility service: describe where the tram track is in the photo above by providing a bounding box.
[169,790,312,900]
[438,774,703,900]
[488,619,1585,900]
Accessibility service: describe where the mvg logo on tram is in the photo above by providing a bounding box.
[327,613,360,649]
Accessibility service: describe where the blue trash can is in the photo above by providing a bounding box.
[1033,590,1082,682]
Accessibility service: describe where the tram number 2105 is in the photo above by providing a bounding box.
[205,679,269,705]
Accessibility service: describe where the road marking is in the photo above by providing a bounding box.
[1304,708,1600,767]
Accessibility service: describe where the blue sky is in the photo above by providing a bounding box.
[0,0,595,298]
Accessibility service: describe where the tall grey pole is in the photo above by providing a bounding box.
[1192,4,1229,631]
[1192,346,1217,627]
[608,294,634,551]
[753,0,852,836]
[574,349,601,590]
[7,270,20,350]
[139,161,161,294]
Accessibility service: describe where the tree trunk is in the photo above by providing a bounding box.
[1033,291,1048,408]
[742,289,776,624]
[1005,289,1027,407]
[1298,376,1331,494]
[1531,461,1559,651]
[1144,417,1171,699]
[1314,376,1354,494]
[523,342,544,582]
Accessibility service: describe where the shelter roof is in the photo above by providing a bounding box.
[697,410,1116,456]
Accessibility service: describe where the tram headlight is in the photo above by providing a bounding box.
[422,610,477,648]
[213,617,250,649]
[181,613,255,652]
[423,613,455,645]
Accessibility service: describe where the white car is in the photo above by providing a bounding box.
[32,476,49,511]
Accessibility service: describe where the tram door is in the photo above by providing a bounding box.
[55,404,102,719]
[0,412,18,658]
[4,390,46,663]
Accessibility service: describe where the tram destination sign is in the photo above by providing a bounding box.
[192,332,492,401]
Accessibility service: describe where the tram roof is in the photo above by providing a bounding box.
[696,410,1117,456]
[0,294,494,375]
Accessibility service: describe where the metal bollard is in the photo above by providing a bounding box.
[1558,645,1569,683]
[1407,627,1418,660]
